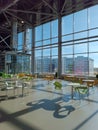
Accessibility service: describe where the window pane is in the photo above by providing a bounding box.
[51,56,58,73]
[43,57,50,73]
[51,19,58,37]
[74,9,87,32]
[35,49,42,57]
[62,45,73,55]
[62,35,73,42]
[74,31,88,44]
[62,55,74,74]
[52,47,58,56]
[89,41,98,52]
[35,41,42,47]
[51,38,58,44]
[74,31,87,39]
[88,5,98,29]
[89,53,97,76]
[43,48,50,56]
[89,29,98,41]
[74,43,87,53]
[89,29,98,37]
[43,40,50,45]
[74,54,88,75]
[43,22,50,39]
[18,32,24,51]
[35,49,42,73]
[35,57,42,73]
[62,14,73,35]
[35,25,42,41]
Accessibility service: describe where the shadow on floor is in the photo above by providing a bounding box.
[27,97,75,118]
[0,108,40,130]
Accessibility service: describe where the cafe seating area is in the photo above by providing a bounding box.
[1,74,98,130]
[0,73,34,100]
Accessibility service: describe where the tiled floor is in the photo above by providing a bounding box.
[0,79,98,130]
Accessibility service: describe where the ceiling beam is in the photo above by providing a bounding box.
[0,35,11,43]
[7,9,56,16]
[3,12,11,26]
[0,26,11,32]
[42,0,58,15]
[5,10,33,27]
[0,0,20,14]
[61,0,68,14]
[0,36,11,49]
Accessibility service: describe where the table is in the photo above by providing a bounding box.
[82,79,94,86]
[45,75,54,84]
[83,79,94,82]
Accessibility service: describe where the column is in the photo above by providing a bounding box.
[58,15,62,78]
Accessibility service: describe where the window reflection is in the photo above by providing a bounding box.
[62,55,74,74]
[74,54,88,75]
[89,53,98,75]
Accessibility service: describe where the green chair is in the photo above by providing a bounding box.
[75,85,89,100]
[54,81,62,90]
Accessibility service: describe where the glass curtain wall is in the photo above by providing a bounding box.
[17,28,32,74]
[62,5,98,76]
[35,19,58,74]
[16,5,98,76]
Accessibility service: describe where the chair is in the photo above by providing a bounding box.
[5,81,16,98]
[53,81,63,99]
[75,85,89,100]
[16,80,23,97]
[54,81,62,90]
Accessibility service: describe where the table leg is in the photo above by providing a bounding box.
[71,86,74,99]
[22,84,24,97]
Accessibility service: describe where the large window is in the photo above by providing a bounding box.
[35,19,58,73]
[33,4,98,76]
[16,54,31,73]
[16,4,98,76]
[62,5,98,76]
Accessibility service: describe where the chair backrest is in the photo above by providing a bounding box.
[75,86,89,95]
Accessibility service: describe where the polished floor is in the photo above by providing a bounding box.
[0,79,98,130]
